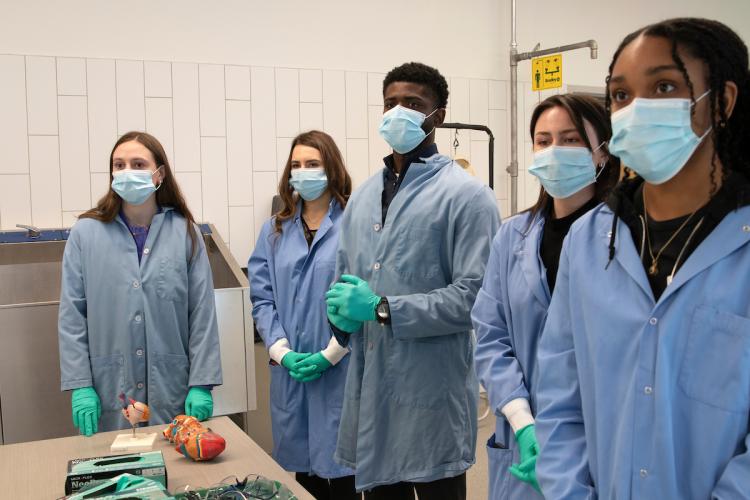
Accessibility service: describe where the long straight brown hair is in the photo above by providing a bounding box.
[526,94,621,221]
[274,130,352,233]
[79,131,199,259]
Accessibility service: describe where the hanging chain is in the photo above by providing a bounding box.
[452,129,460,157]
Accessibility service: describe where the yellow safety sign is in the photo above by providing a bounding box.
[532,54,563,91]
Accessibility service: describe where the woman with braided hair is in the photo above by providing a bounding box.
[534,17,750,499]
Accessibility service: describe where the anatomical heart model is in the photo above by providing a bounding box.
[120,394,150,434]
[110,394,157,452]
[163,415,226,461]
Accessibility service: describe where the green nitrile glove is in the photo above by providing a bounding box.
[184,387,213,421]
[325,274,380,322]
[295,352,332,376]
[289,369,323,383]
[281,351,313,371]
[71,386,101,437]
[327,305,364,333]
[509,424,541,492]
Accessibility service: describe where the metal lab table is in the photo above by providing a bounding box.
[0,416,313,500]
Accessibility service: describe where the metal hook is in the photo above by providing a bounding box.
[452,129,460,157]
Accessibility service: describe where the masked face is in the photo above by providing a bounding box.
[530,106,608,199]
[378,105,439,154]
[288,144,329,201]
[111,141,163,205]
[608,91,711,184]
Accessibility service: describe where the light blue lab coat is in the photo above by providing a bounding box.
[535,203,750,499]
[58,207,223,431]
[472,212,547,500]
[334,153,501,491]
[248,200,353,479]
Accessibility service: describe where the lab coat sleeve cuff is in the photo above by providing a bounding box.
[268,338,292,364]
[321,336,350,365]
[501,398,535,434]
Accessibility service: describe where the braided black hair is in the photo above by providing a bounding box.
[604,18,750,267]
[383,62,449,109]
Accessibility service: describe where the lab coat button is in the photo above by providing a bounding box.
[134,314,142,322]
[649,317,658,325]
[137,382,144,389]
[743,225,750,232]
[368,342,374,350]
[133,280,140,289]
[136,349,144,356]
[143,247,150,255]
[644,385,653,395]
[640,469,648,478]
[374,223,381,232]
[374,262,381,270]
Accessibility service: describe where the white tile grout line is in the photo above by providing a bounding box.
[223,64,231,245]
[197,64,204,223]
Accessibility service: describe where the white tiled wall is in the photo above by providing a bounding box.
[0,53,549,265]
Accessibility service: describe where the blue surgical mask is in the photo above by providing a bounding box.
[608,91,712,184]
[529,145,601,199]
[379,105,439,154]
[112,167,162,205]
[289,168,328,201]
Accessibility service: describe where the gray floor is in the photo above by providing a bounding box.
[245,343,494,499]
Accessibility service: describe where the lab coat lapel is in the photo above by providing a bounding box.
[605,211,655,302]
[516,217,550,307]
[657,206,750,304]
[381,154,447,227]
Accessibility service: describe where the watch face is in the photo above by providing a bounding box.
[377,301,389,319]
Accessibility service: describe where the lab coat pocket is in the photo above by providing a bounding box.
[679,305,750,413]
[90,354,125,411]
[157,256,188,303]
[150,353,190,412]
[392,227,444,286]
[389,338,447,410]
[487,434,514,500]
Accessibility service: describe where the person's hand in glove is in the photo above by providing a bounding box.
[327,305,363,333]
[71,386,101,437]
[295,352,332,376]
[185,387,214,421]
[325,275,380,322]
[508,424,541,492]
[281,351,321,383]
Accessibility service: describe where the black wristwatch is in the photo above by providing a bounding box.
[376,297,390,324]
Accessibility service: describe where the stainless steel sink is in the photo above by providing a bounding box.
[0,224,256,444]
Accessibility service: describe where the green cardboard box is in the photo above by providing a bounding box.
[64,451,167,495]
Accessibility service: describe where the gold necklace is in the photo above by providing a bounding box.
[643,191,699,276]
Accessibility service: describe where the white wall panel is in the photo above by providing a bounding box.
[172,63,201,172]
[199,64,226,137]
[58,96,91,211]
[29,135,62,228]
[0,55,29,174]
[87,59,117,173]
[226,100,253,206]
[26,56,58,135]
[115,60,145,134]
[250,67,276,172]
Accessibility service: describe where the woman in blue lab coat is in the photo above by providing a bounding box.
[59,131,222,436]
[248,130,359,500]
[535,18,750,499]
[472,94,619,498]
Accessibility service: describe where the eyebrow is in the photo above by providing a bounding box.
[610,64,682,84]
[535,128,578,136]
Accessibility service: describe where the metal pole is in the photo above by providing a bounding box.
[508,0,519,215]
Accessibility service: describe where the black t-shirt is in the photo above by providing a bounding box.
[634,185,709,299]
[610,171,750,301]
[540,197,599,294]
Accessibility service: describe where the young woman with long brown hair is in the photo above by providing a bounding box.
[58,131,222,436]
[248,130,359,500]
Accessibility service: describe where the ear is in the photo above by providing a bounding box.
[154,166,165,186]
[721,81,738,120]
[435,108,446,126]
